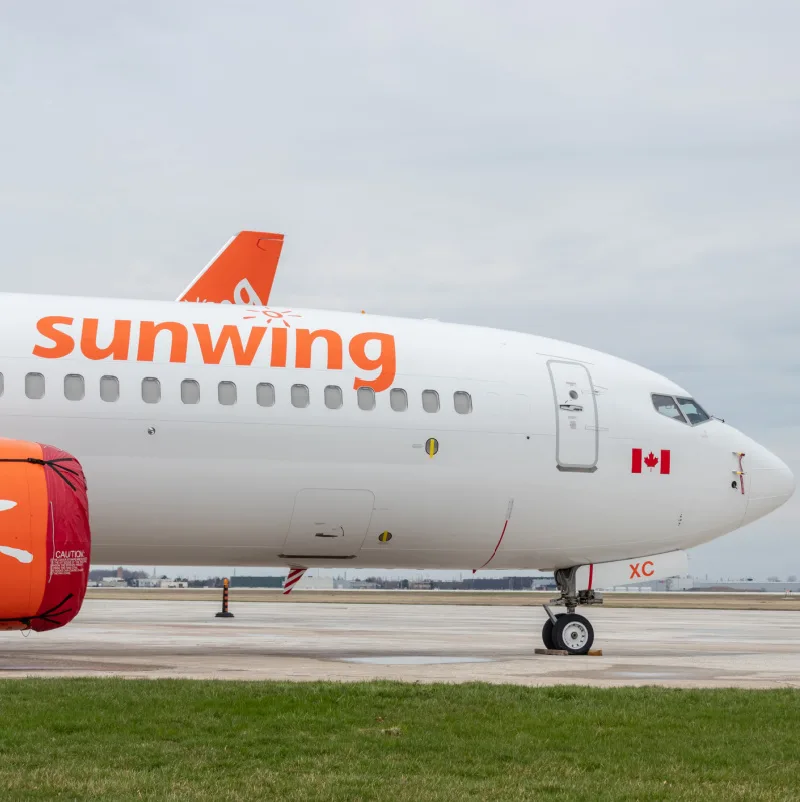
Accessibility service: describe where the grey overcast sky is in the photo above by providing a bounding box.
[1,2,798,580]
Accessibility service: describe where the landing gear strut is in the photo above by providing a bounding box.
[541,566,602,655]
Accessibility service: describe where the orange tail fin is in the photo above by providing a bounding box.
[177,231,284,306]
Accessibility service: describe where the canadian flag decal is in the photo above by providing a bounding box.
[632,448,671,474]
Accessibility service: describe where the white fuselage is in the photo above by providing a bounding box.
[0,293,793,571]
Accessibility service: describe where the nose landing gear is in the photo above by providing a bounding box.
[541,566,602,655]
[543,612,594,655]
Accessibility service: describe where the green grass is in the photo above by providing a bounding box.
[0,681,798,801]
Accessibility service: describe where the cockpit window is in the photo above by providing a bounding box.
[652,394,711,426]
[676,397,710,425]
[652,394,687,423]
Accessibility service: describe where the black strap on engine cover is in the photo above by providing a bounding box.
[0,593,75,629]
[0,456,81,490]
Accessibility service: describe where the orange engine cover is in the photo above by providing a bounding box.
[0,439,91,632]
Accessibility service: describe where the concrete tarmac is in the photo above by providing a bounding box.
[1,599,799,688]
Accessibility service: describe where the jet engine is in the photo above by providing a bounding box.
[0,439,90,632]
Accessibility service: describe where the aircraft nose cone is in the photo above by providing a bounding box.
[742,448,795,526]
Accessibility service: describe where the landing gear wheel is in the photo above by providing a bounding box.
[541,613,566,650]
[553,613,594,655]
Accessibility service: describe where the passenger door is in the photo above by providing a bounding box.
[280,489,375,560]
[547,360,599,472]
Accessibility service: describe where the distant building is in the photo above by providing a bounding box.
[229,576,284,589]
[616,576,800,593]
[609,576,693,592]
[333,575,556,591]
[690,580,800,593]
[301,576,335,590]
[227,575,334,590]
[133,575,189,589]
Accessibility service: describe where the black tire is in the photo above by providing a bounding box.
[552,613,594,655]
[541,613,566,650]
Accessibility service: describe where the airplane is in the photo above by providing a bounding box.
[0,252,794,653]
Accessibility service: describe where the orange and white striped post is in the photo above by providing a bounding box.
[215,577,234,618]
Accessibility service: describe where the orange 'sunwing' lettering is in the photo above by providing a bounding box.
[193,324,267,366]
[32,315,398,389]
[295,329,343,370]
[80,319,131,361]
[33,316,75,359]
[271,327,288,368]
[349,332,396,393]
[137,321,189,363]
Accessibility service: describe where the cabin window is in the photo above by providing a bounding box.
[357,386,375,411]
[100,375,119,402]
[256,382,275,407]
[324,385,343,409]
[652,394,687,423]
[142,377,161,404]
[291,384,310,408]
[181,379,200,404]
[454,391,472,414]
[25,372,45,400]
[390,387,407,412]
[218,381,237,406]
[422,389,440,413]
[64,374,85,401]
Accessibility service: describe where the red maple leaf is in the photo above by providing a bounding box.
[644,451,659,470]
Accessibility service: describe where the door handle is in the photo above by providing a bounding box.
[560,404,583,412]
